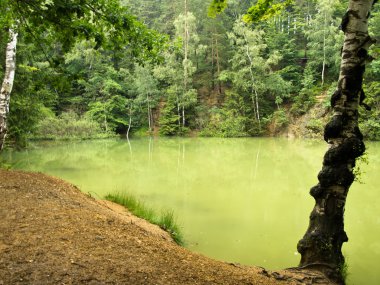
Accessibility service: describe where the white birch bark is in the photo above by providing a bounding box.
[176,86,181,128]
[147,93,153,132]
[182,105,185,127]
[321,11,327,86]
[298,1,376,282]
[126,106,132,140]
[0,28,18,150]
[182,0,189,128]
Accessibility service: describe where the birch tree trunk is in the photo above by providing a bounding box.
[297,0,375,283]
[126,106,132,140]
[0,28,18,150]
[176,88,181,128]
[182,0,189,128]
[243,34,261,130]
[147,94,151,131]
[215,36,222,95]
[182,105,185,127]
[321,11,327,86]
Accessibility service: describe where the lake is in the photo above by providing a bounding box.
[3,137,380,284]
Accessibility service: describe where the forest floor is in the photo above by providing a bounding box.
[0,169,336,285]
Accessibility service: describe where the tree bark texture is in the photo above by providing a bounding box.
[0,28,18,150]
[182,0,189,128]
[321,11,327,86]
[297,0,375,283]
[147,94,152,131]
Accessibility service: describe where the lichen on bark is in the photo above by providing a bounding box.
[297,0,376,283]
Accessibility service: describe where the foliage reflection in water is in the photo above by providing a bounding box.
[4,137,380,285]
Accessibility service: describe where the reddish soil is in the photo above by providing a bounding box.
[0,169,334,284]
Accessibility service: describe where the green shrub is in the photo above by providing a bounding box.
[159,100,180,136]
[34,111,113,140]
[359,82,380,140]
[200,107,249,138]
[291,91,317,115]
[271,109,289,130]
[360,119,380,140]
[132,127,151,137]
[306,118,324,133]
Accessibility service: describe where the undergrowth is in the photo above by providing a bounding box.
[33,111,115,140]
[0,158,12,170]
[104,192,184,245]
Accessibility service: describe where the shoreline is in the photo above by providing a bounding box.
[0,169,335,284]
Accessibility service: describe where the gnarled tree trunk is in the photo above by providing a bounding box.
[297,0,375,283]
[0,28,18,150]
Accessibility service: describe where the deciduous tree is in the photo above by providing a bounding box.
[210,0,377,282]
[297,1,376,282]
[0,28,17,150]
[0,0,164,149]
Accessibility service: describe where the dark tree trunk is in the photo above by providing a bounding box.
[297,0,376,283]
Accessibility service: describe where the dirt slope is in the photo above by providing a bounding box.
[0,169,334,285]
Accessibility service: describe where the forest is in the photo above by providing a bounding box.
[1,0,379,148]
[1,1,380,284]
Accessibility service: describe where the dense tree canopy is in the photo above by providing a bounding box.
[2,0,164,55]
[0,0,379,145]
[0,0,165,146]
[1,1,379,283]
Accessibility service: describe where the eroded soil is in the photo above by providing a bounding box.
[0,169,334,284]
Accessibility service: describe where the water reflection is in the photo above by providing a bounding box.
[3,137,379,284]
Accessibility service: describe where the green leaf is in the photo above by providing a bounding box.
[208,0,228,18]
[244,0,293,23]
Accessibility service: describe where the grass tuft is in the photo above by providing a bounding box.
[104,193,184,246]
[158,210,184,245]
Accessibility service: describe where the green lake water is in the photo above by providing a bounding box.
[3,137,380,284]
